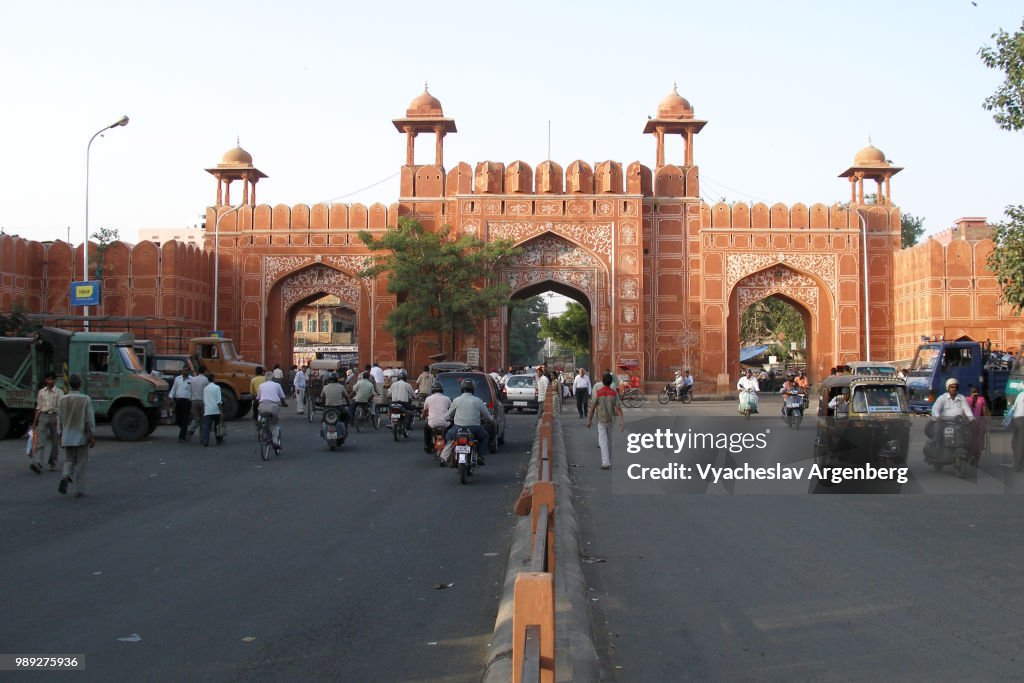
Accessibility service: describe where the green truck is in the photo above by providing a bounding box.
[0,327,169,441]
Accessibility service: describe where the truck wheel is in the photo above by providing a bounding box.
[0,407,10,439]
[220,388,239,421]
[238,400,252,420]
[112,406,149,441]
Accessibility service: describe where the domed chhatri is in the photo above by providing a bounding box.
[221,144,253,166]
[853,144,888,167]
[656,84,694,120]
[406,85,444,118]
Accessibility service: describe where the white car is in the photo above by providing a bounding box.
[502,374,538,412]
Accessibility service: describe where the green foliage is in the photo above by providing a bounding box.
[92,227,119,278]
[539,302,590,357]
[508,295,547,365]
[901,212,926,248]
[741,297,805,349]
[357,217,521,352]
[979,20,1024,132]
[0,300,35,337]
[987,205,1024,314]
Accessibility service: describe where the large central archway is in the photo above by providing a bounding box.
[727,263,835,384]
[504,279,593,372]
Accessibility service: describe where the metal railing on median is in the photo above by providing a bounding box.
[513,381,557,683]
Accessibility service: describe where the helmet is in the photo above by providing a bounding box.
[327,372,339,383]
[675,370,682,376]
[460,378,475,393]
[945,377,960,390]
[399,370,407,380]
[431,381,444,393]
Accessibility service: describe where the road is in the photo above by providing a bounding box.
[567,394,1024,681]
[1,408,537,682]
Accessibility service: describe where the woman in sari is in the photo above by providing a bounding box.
[966,385,989,465]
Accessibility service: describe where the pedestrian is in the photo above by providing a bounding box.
[30,371,65,473]
[57,374,95,498]
[587,372,624,469]
[186,370,209,441]
[535,366,550,416]
[272,364,284,382]
[573,368,592,419]
[201,373,223,447]
[169,366,193,443]
[287,364,298,397]
[293,365,307,413]
[1006,389,1024,471]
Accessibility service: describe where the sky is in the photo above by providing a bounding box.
[1,1,1022,247]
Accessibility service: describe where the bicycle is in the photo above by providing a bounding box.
[353,403,376,433]
[256,413,281,460]
[622,387,646,408]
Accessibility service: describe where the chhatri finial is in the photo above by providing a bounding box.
[673,81,678,93]
[868,134,872,145]
[236,135,241,147]
[424,80,429,93]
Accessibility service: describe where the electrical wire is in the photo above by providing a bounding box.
[318,171,400,204]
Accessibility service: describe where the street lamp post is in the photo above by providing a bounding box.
[213,205,243,332]
[84,115,129,330]
[857,209,871,361]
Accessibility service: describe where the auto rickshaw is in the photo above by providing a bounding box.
[813,375,911,470]
[305,359,346,423]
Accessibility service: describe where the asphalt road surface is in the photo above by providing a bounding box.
[1,408,537,682]
[568,395,1024,682]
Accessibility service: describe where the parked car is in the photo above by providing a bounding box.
[434,371,507,451]
[502,374,538,413]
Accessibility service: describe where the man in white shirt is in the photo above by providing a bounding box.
[387,372,415,430]
[256,376,287,447]
[930,378,974,421]
[573,368,592,418]
[370,363,385,386]
[737,369,759,414]
[201,374,223,447]
[293,366,307,413]
[169,366,193,443]
[421,381,452,453]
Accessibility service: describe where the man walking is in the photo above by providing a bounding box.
[201,373,223,447]
[535,366,550,416]
[31,371,64,473]
[186,370,209,442]
[293,365,307,414]
[57,374,95,498]
[587,372,625,470]
[169,366,193,443]
[573,368,592,419]
[1006,389,1024,471]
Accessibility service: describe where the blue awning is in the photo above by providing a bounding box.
[740,344,771,362]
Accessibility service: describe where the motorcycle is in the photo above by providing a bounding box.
[738,388,759,419]
[923,416,972,478]
[452,426,479,484]
[782,389,805,429]
[390,402,410,441]
[658,383,693,405]
[320,406,347,451]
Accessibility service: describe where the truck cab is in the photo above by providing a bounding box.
[187,337,259,419]
[905,338,1009,415]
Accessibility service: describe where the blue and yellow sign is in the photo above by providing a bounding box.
[70,280,101,307]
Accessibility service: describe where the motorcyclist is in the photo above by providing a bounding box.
[736,369,759,413]
[446,378,493,464]
[930,378,973,421]
[795,371,810,392]
[387,370,415,430]
[421,381,452,453]
[320,372,351,425]
[779,377,799,415]
[683,369,694,395]
[673,370,686,398]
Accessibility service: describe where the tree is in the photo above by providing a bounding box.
[901,212,926,248]
[539,302,590,357]
[358,218,521,353]
[987,205,1024,314]
[980,21,1024,312]
[0,300,34,337]
[979,19,1024,132]
[508,295,547,365]
[741,297,805,350]
[92,226,119,279]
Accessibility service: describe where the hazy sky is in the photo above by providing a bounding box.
[2,1,1022,246]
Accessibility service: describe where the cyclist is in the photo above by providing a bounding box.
[446,378,492,465]
[387,370,415,430]
[421,381,452,453]
[320,372,351,425]
[255,373,287,447]
[350,371,376,425]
